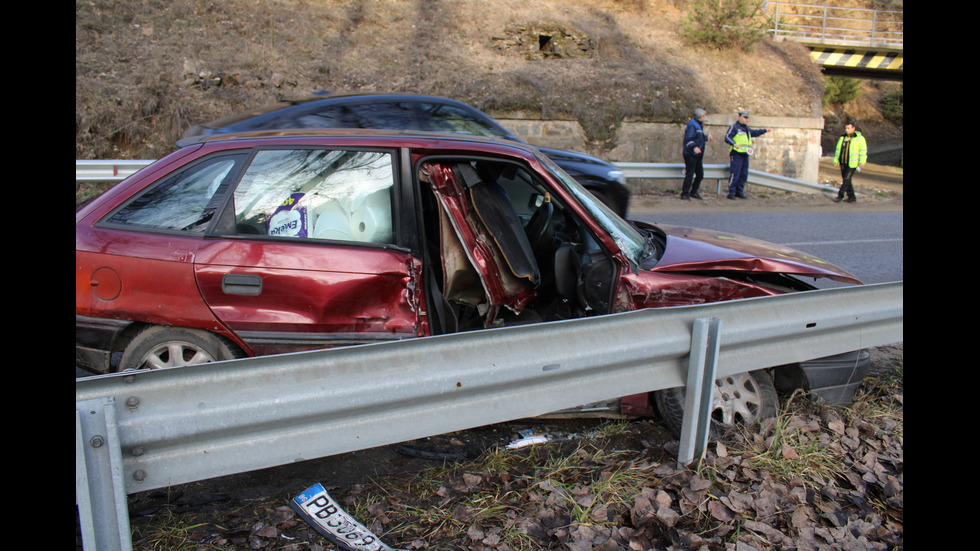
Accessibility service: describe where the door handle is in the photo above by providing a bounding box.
[222,274,263,296]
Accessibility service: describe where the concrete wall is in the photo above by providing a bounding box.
[497,114,825,192]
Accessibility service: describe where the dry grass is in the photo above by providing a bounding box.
[76,0,827,159]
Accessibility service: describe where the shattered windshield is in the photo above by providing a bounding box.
[535,153,649,264]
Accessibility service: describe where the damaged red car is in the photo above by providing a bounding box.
[76,130,870,434]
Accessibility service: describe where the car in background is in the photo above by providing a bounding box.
[182,93,631,216]
[76,129,870,434]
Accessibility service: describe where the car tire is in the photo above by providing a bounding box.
[654,369,778,438]
[118,326,242,371]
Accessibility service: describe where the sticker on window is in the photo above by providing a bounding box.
[268,193,309,237]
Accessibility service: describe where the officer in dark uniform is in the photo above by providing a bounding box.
[681,108,713,200]
[724,110,768,199]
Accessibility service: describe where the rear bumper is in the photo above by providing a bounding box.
[76,315,130,374]
[798,349,872,404]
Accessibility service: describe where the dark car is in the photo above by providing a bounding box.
[182,93,631,216]
[76,129,869,434]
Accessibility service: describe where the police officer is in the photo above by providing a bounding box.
[724,110,768,199]
[681,108,713,200]
[832,122,867,203]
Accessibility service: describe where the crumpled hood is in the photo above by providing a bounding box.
[648,223,861,284]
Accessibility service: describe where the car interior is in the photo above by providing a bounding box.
[416,157,618,336]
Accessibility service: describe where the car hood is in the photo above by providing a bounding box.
[644,222,861,284]
[536,146,616,169]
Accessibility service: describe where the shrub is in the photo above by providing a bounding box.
[680,0,766,49]
[822,76,861,106]
[879,85,903,123]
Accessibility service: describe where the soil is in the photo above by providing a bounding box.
[75,0,902,162]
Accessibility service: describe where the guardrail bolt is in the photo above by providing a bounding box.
[126,396,141,410]
[90,435,104,448]
[133,470,146,482]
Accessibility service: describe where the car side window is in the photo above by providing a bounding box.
[419,103,510,139]
[103,155,244,233]
[232,148,396,244]
[276,102,419,131]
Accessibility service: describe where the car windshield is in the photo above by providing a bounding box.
[535,153,649,264]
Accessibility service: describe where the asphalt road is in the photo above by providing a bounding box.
[631,210,904,289]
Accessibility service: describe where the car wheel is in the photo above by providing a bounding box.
[654,369,778,438]
[118,326,242,371]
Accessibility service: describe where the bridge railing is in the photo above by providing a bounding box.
[763,1,903,49]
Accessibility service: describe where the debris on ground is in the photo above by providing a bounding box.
[102,345,902,551]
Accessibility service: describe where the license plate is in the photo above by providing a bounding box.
[291,482,403,551]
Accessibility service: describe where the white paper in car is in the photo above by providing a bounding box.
[291,482,405,551]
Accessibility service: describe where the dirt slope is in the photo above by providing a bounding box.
[76,0,835,160]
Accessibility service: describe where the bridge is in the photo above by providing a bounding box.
[763,1,903,80]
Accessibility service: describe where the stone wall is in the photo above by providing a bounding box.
[496,114,825,192]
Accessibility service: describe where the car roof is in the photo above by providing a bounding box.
[175,127,539,155]
[192,92,493,132]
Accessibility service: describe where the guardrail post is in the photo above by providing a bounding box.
[677,317,722,467]
[76,397,133,551]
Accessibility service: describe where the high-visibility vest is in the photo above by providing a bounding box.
[835,132,868,168]
[729,127,753,153]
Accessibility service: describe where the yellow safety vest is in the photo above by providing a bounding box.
[835,132,868,168]
[730,128,752,153]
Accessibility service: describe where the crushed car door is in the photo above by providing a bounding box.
[420,160,539,329]
[195,147,424,356]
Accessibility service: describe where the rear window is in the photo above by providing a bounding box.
[417,102,510,139]
[102,154,245,233]
[252,102,422,132]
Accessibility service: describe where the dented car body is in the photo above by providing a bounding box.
[76,130,869,417]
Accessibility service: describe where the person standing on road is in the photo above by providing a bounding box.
[681,108,713,200]
[833,122,867,203]
[724,110,768,200]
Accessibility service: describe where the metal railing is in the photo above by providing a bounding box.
[76,282,903,551]
[76,159,839,195]
[763,1,903,49]
[614,162,839,195]
[75,160,153,183]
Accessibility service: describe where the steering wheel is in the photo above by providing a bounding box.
[524,198,555,254]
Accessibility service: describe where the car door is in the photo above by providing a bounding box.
[194,147,425,357]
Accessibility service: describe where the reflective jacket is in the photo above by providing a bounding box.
[834,131,868,168]
[725,121,767,155]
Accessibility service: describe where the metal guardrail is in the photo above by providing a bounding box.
[76,282,903,551]
[76,159,839,195]
[614,162,839,196]
[75,160,152,183]
[763,1,903,49]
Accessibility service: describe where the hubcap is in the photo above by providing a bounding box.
[141,341,217,369]
[712,373,764,425]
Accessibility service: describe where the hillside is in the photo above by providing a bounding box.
[75,0,899,161]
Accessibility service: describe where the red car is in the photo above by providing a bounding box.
[76,130,868,432]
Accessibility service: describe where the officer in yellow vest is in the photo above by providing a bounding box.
[724,110,768,199]
[832,123,868,203]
